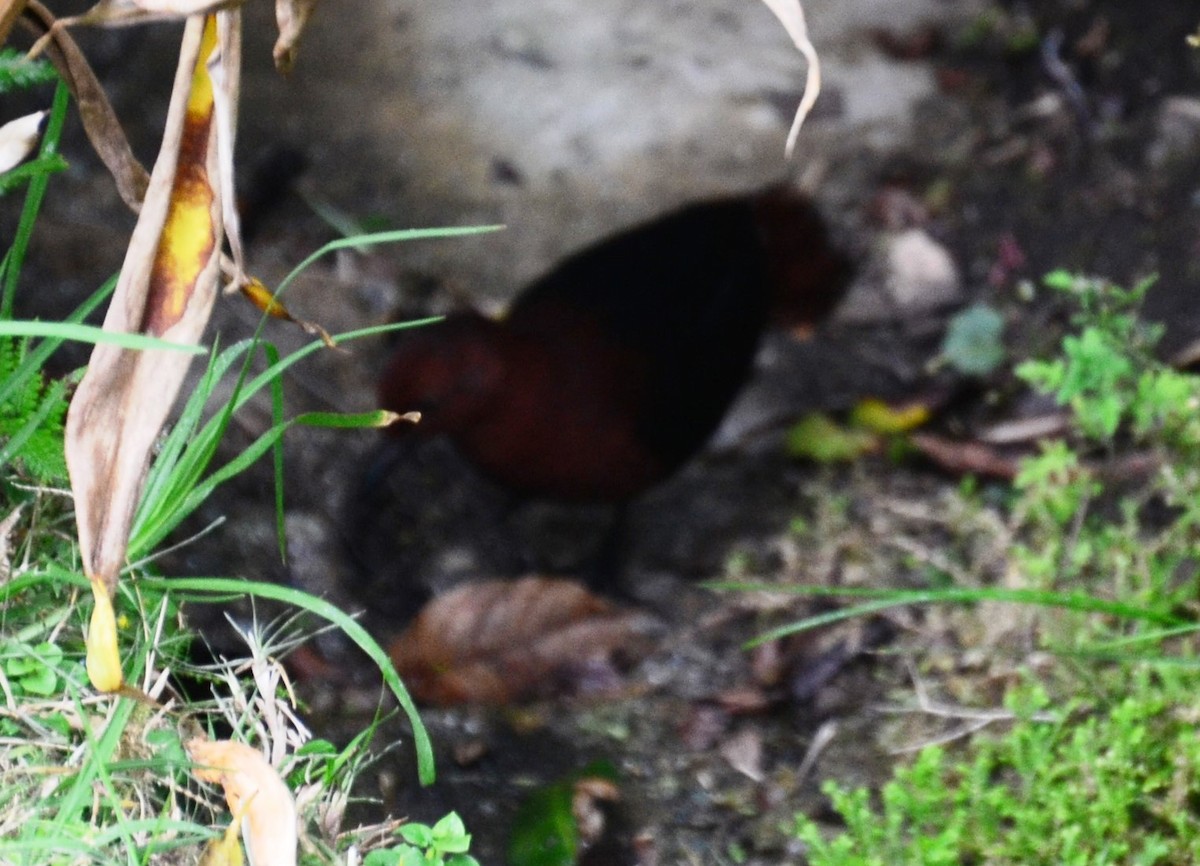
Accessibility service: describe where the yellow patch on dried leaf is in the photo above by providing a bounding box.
[188,738,297,866]
[198,811,245,866]
[145,14,219,336]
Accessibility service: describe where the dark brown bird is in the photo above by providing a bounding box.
[348,184,854,597]
[376,187,853,502]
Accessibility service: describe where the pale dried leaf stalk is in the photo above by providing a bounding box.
[759,0,821,157]
[66,13,241,692]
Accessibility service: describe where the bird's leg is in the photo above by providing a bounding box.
[583,503,634,600]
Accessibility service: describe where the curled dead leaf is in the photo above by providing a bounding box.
[272,0,317,73]
[388,576,662,705]
[187,738,297,866]
[21,1,150,209]
[238,276,336,348]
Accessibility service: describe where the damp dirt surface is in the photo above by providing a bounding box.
[8,0,1200,862]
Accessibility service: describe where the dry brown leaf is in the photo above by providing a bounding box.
[911,432,1022,480]
[209,11,245,281]
[21,1,150,209]
[272,0,317,73]
[238,276,336,348]
[388,576,661,705]
[719,728,764,782]
[188,738,298,866]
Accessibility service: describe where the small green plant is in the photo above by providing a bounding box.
[1012,272,1200,621]
[0,337,71,483]
[363,813,480,866]
[796,681,1200,865]
[792,273,1200,863]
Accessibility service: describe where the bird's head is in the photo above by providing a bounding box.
[377,313,509,435]
[751,185,856,335]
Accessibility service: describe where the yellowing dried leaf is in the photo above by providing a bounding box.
[21,1,150,209]
[239,277,336,348]
[388,576,661,705]
[188,739,297,866]
[849,397,931,435]
[0,110,45,173]
[66,13,231,598]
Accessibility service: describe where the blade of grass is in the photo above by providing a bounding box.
[0,275,116,412]
[138,574,436,786]
[273,225,504,300]
[0,320,209,353]
[131,407,401,558]
[128,321,439,557]
[705,581,1187,648]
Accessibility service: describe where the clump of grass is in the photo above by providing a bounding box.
[1,63,481,865]
[797,679,1200,865]
[792,272,1200,864]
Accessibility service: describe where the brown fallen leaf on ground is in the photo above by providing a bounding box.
[911,432,1024,479]
[188,738,298,866]
[388,576,662,705]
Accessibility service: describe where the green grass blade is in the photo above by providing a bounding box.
[0,274,116,417]
[274,225,504,299]
[0,320,208,353]
[139,574,436,785]
[705,582,1187,648]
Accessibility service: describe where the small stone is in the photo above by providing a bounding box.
[884,228,962,311]
[1150,96,1200,165]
